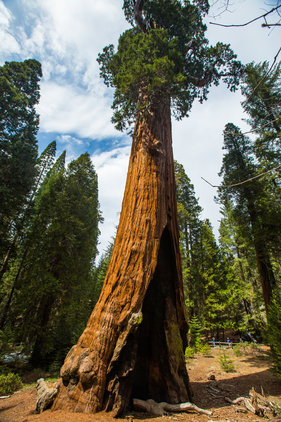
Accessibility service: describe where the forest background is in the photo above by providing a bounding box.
[0,0,281,384]
[0,0,280,254]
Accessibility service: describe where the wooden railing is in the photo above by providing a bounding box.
[207,341,239,348]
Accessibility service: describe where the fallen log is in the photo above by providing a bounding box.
[133,398,212,416]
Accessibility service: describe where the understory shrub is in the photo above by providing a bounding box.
[0,372,23,395]
[198,342,211,355]
[185,342,211,360]
[218,351,235,372]
[185,346,195,359]
[233,342,259,357]
[185,317,211,359]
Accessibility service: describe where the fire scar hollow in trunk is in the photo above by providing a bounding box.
[52,99,191,416]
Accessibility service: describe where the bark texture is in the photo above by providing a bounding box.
[52,99,190,416]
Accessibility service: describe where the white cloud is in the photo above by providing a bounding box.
[0,1,20,58]
[38,81,121,139]
[17,0,128,83]
[0,0,130,144]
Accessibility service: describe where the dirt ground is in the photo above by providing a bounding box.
[1,346,281,422]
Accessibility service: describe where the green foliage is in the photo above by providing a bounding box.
[233,342,260,357]
[0,330,13,360]
[232,344,242,357]
[98,0,242,131]
[198,342,211,355]
[175,161,240,332]
[184,341,210,359]
[2,153,102,368]
[218,351,235,373]
[187,316,211,355]
[189,315,201,348]
[218,203,264,336]
[0,372,22,395]
[184,346,195,359]
[0,59,42,259]
[267,288,281,377]
[175,161,203,318]
[219,123,280,312]
[242,61,281,166]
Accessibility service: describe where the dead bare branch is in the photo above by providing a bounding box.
[201,164,281,189]
[209,5,281,27]
[224,115,281,136]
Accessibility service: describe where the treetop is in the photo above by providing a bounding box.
[98,0,244,132]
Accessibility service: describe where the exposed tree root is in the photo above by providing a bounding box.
[133,398,212,416]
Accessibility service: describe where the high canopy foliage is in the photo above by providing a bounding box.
[242,61,281,166]
[98,0,243,131]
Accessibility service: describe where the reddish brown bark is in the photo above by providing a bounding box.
[52,98,191,416]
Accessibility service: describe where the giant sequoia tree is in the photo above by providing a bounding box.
[53,0,242,415]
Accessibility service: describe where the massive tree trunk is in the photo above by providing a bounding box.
[52,97,191,415]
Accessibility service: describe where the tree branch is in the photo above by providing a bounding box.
[224,116,281,136]
[209,5,281,28]
[201,164,281,189]
[134,0,149,31]
[244,47,281,105]
[188,62,218,87]
[261,22,281,27]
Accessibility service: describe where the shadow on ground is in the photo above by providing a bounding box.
[191,368,281,410]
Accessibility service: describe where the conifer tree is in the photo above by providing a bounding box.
[242,61,281,166]
[199,220,228,333]
[0,59,42,272]
[0,141,57,285]
[0,142,58,326]
[53,1,242,415]
[218,203,264,335]
[219,123,280,312]
[175,161,202,318]
[4,154,101,366]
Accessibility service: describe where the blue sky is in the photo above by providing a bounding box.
[1,0,280,254]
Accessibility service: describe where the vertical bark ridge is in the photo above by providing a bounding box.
[52,99,189,415]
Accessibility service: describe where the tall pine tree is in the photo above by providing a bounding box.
[219,123,279,312]
[0,60,42,263]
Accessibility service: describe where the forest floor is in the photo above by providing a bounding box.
[1,345,281,422]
